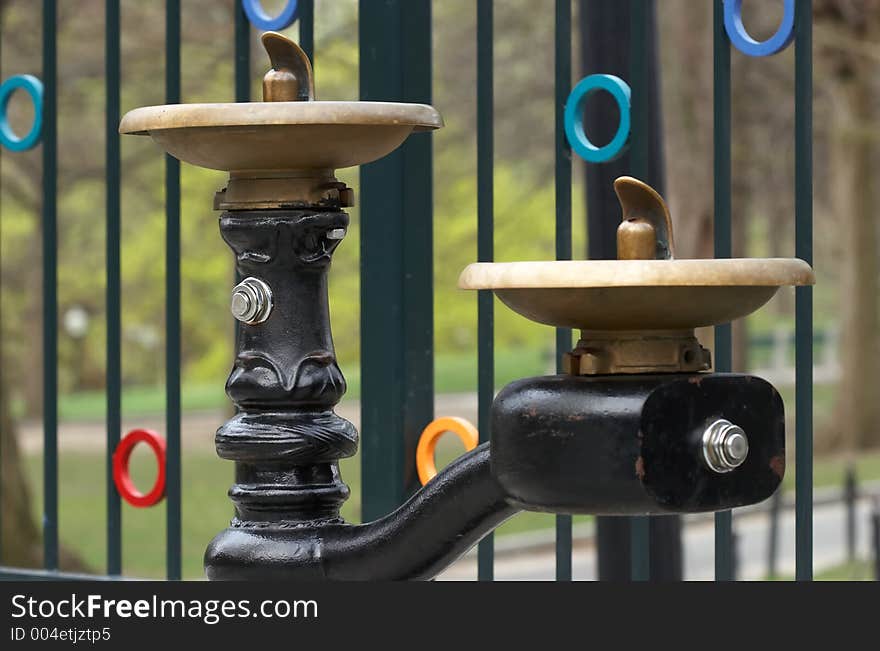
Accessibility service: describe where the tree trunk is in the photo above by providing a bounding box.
[659,0,713,261]
[1,368,90,571]
[0,368,42,567]
[824,74,880,451]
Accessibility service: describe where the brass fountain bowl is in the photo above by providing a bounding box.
[119,32,443,209]
[460,176,815,375]
[119,101,442,172]
[458,257,813,331]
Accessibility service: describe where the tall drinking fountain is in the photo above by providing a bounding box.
[121,34,814,580]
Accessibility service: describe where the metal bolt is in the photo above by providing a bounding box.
[327,227,346,240]
[702,419,749,474]
[230,277,273,325]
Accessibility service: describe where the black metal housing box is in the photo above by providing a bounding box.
[491,373,785,515]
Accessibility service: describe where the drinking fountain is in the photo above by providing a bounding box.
[120,33,814,580]
[459,176,813,515]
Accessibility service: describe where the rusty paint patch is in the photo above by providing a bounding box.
[635,456,646,481]
[769,454,786,478]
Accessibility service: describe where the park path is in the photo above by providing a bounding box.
[438,494,878,580]
[17,392,481,454]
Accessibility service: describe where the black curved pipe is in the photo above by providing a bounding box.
[205,443,520,581]
[322,443,517,580]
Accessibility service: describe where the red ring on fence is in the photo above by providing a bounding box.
[112,429,166,508]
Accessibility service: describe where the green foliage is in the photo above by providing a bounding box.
[0,0,586,404]
[0,0,837,424]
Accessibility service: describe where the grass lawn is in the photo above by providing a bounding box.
[769,559,876,581]
[814,559,875,581]
[23,438,564,579]
[781,446,880,493]
[23,443,880,580]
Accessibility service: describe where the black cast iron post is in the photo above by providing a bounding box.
[215,209,358,528]
[204,204,521,581]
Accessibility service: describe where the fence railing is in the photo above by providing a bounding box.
[0,0,815,582]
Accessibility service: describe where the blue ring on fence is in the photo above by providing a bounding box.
[564,74,631,164]
[723,0,795,57]
[243,0,299,31]
[0,75,44,152]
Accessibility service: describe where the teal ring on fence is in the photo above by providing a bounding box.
[723,0,795,57]
[243,0,299,31]
[564,74,631,164]
[0,74,43,152]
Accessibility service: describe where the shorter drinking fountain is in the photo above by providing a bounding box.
[120,33,814,580]
[459,176,813,515]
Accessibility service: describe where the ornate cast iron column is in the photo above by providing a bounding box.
[217,208,357,529]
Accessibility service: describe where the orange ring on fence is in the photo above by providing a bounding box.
[416,417,479,486]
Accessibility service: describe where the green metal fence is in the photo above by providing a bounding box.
[0,0,814,581]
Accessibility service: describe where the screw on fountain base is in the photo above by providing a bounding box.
[214,174,355,211]
[562,329,711,375]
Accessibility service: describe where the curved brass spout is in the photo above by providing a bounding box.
[614,176,675,260]
[261,31,315,101]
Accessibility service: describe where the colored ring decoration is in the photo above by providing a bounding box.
[0,74,44,152]
[112,429,167,508]
[564,74,631,164]
[416,417,479,486]
[243,0,299,31]
[723,0,795,57]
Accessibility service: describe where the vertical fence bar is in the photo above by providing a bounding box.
[845,465,856,563]
[712,0,733,582]
[234,0,250,103]
[165,0,182,580]
[627,0,650,582]
[476,0,494,582]
[794,0,813,582]
[359,0,434,521]
[105,0,122,577]
[554,0,573,582]
[299,0,314,64]
[233,1,249,303]
[0,11,3,554]
[581,1,633,582]
[41,0,58,572]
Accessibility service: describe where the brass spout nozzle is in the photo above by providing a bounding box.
[261,31,315,102]
[614,176,675,260]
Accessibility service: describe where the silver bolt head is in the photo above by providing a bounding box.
[327,227,346,241]
[230,277,273,325]
[230,290,253,320]
[723,430,749,465]
[702,419,749,474]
